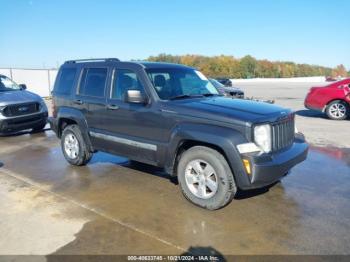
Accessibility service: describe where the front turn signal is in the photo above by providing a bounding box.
[242,159,251,176]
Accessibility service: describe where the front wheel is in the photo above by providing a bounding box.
[61,124,93,166]
[177,146,237,210]
[326,100,349,120]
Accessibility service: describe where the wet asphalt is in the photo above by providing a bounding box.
[0,129,349,255]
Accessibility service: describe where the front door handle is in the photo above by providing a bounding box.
[106,104,120,110]
[74,99,83,105]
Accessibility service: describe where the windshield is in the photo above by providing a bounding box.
[146,68,219,100]
[0,75,21,92]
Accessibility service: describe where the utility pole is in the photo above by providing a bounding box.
[47,69,51,93]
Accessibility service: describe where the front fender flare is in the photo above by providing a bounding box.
[163,123,251,189]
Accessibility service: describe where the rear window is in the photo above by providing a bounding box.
[79,68,107,97]
[55,68,77,95]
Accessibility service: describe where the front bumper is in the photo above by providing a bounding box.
[239,135,308,190]
[0,112,48,133]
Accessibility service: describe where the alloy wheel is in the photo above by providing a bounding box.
[64,133,80,159]
[184,159,218,199]
[329,103,346,119]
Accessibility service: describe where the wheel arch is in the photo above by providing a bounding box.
[172,139,231,177]
[324,98,349,111]
[56,107,94,152]
[163,123,251,189]
[58,118,77,137]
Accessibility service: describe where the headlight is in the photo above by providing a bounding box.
[254,124,271,153]
[40,100,48,111]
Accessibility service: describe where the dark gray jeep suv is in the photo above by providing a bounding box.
[49,58,308,210]
[0,74,48,134]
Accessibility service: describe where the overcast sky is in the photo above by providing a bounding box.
[0,0,349,69]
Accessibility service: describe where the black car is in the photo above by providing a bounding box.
[49,58,308,210]
[209,78,244,98]
[216,78,233,87]
[0,74,48,134]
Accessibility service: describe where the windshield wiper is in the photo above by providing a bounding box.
[169,93,218,100]
[169,94,203,100]
[201,93,218,97]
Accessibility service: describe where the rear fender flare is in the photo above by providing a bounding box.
[57,107,93,151]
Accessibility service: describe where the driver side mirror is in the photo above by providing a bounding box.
[125,90,147,104]
[19,84,27,90]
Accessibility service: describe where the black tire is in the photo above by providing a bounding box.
[32,122,47,132]
[177,146,237,210]
[61,124,93,166]
[325,100,349,120]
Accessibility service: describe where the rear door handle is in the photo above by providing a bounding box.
[106,104,120,110]
[74,99,83,105]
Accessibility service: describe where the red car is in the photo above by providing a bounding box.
[305,78,350,120]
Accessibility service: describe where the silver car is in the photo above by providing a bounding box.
[0,74,48,134]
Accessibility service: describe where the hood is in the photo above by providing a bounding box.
[222,86,243,92]
[170,97,291,126]
[0,90,42,106]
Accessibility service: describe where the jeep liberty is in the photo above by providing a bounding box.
[49,58,308,210]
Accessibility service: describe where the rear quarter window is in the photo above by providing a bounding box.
[55,68,77,95]
[78,68,107,97]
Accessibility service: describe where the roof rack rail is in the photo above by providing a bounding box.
[64,58,120,64]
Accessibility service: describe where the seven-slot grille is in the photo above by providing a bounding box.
[271,114,295,152]
[2,103,40,117]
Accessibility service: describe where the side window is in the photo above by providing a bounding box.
[79,68,107,97]
[55,68,77,95]
[111,69,144,100]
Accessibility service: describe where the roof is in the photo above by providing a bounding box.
[63,58,194,70]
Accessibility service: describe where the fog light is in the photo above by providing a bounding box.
[242,159,251,175]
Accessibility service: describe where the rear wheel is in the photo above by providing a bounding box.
[177,146,237,210]
[326,100,348,120]
[61,124,93,166]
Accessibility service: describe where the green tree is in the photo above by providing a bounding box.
[332,64,348,77]
[239,55,257,78]
[146,53,336,79]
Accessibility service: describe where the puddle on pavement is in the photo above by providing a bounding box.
[0,133,350,254]
[309,145,350,167]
